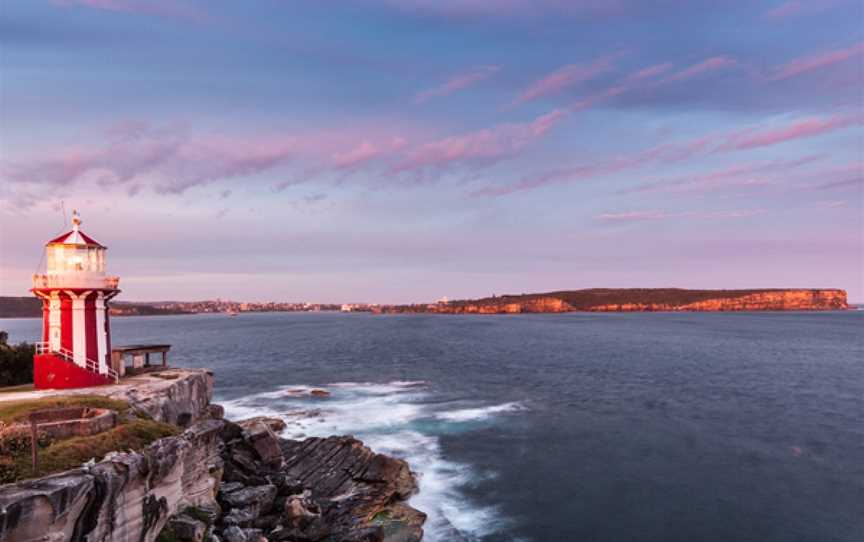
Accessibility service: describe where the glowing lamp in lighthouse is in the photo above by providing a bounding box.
[31,211,121,389]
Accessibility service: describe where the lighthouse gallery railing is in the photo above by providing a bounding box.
[31,274,120,289]
[34,342,119,383]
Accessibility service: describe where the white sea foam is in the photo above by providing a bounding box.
[435,401,528,423]
[327,380,429,394]
[219,380,524,541]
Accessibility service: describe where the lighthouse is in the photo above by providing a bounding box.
[31,211,121,389]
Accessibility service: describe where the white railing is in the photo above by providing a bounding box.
[32,274,120,290]
[35,342,119,383]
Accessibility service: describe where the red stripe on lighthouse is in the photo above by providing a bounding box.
[104,300,112,365]
[60,293,73,352]
[85,292,98,364]
[42,299,50,342]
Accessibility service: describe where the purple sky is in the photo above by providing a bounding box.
[1,0,862,303]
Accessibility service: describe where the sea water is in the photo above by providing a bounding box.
[3,311,862,541]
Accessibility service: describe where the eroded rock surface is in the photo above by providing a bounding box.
[0,371,425,542]
[0,419,225,542]
[0,369,215,427]
[211,420,425,542]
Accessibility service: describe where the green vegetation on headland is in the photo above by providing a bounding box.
[0,395,179,484]
[0,331,34,387]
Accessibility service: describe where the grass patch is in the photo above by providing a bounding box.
[0,395,179,484]
[2,418,179,483]
[0,395,130,424]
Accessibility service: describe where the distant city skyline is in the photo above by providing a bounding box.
[1,1,862,303]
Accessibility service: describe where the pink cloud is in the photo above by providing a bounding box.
[380,0,627,19]
[5,112,572,199]
[474,112,860,197]
[665,56,737,82]
[3,124,302,194]
[807,163,864,190]
[718,112,864,151]
[597,210,670,222]
[764,1,803,19]
[332,141,380,169]
[624,63,674,82]
[52,0,204,21]
[597,209,767,222]
[414,66,500,104]
[770,41,864,80]
[510,56,616,107]
[394,109,568,173]
[331,138,407,170]
[763,0,845,20]
[620,155,825,195]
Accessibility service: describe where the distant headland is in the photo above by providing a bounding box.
[0,288,849,319]
[375,288,849,314]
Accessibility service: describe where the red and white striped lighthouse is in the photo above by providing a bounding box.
[31,211,121,389]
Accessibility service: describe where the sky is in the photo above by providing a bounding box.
[0,0,862,303]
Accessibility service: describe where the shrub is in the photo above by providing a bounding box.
[0,331,34,387]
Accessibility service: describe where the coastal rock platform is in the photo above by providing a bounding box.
[0,368,215,427]
[0,370,425,542]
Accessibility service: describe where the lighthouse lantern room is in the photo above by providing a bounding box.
[31,211,121,389]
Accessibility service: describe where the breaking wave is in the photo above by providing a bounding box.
[221,380,527,541]
[435,402,528,423]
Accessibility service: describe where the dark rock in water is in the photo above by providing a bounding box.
[279,436,425,541]
[238,416,287,433]
[241,422,285,468]
[283,388,331,399]
[206,420,424,542]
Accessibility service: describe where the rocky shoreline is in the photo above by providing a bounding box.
[0,370,425,542]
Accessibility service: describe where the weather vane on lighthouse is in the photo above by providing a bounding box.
[31,210,122,389]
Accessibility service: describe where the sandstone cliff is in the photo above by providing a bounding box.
[0,369,216,428]
[585,289,848,312]
[381,288,848,314]
[0,418,225,542]
[0,371,425,542]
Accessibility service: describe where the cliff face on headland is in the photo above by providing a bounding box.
[380,288,848,314]
[0,371,424,542]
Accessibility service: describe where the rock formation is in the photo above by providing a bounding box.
[0,418,225,542]
[0,369,215,428]
[0,370,425,542]
[214,423,425,542]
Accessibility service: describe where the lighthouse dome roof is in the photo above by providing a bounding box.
[46,211,106,248]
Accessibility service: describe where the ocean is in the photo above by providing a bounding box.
[2,311,862,541]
